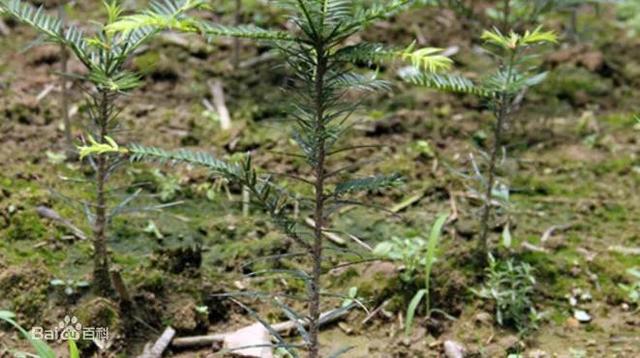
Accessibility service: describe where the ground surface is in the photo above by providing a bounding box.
[0,1,639,357]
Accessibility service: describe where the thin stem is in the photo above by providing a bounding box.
[478,96,506,266]
[478,50,516,266]
[308,42,328,358]
[93,90,114,296]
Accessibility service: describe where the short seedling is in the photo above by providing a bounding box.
[0,0,195,295]
[404,26,557,263]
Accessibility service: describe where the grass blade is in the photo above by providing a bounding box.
[425,213,448,316]
[404,289,426,336]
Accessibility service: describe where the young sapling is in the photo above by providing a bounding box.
[90,0,455,354]
[0,0,196,295]
[403,26,557,264]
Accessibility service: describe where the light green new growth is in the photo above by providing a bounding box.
[105,0,292,42]
[404,26,557,98]
[78,135,127,160]
[481,26,558,48]
[106,0,454,72]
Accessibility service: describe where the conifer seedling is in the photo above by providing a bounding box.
[403,26,557,264]
[0,0,197,295]
[86,0,454,354]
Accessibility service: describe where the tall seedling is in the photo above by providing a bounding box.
[403,27,557,264]
[97,0,453,354]
[0,0,195,295]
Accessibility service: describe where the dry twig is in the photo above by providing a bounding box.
[36,206,87,240]
[138,327,176,358]
[171,306,350,348]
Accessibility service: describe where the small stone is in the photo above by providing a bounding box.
[579,292,592,302]
[338,322,353,335]
[443,340,465,358]
[233,281,244,290]
[565,317,580,329]
[568,296,578,307]
[574,309,592,323]
[527,349,549,358]
[474,311,493,326]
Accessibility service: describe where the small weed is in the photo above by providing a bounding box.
[374,214,448,335]
[472,254,540,334]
